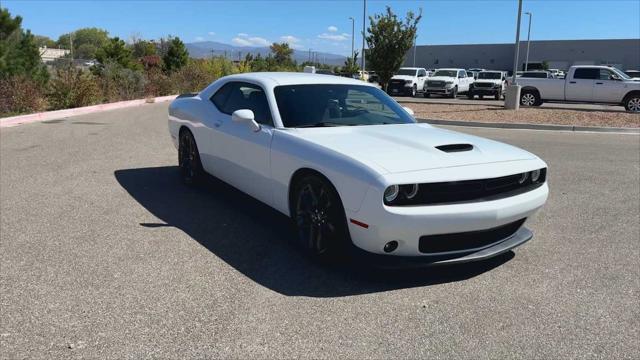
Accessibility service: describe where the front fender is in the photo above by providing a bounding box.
[270,130,386,216]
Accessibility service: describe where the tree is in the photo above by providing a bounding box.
[0,8,48,84]
[34,35,56,48]
[94,37,138,70]
[342,51,360,76]
[57,27,109,59]
[270,42,294,65]
[132,39,157,59]
[365,6,422,90]
[163,36,188,73]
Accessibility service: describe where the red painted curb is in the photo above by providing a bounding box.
[0,95,179,128]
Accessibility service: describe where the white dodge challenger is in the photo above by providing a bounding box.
[168,72,548,266]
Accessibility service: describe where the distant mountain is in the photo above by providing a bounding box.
[186,41,347,66]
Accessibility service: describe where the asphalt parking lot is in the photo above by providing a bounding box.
[1,103,639,358]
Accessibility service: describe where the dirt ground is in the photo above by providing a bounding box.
[410,103,640,128]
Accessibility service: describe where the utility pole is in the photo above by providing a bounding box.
[349,17,355,59]
[524,12,532,71]
[505,0,523,110]
[361,0,366,72]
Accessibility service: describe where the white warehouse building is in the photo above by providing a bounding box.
[402,39,640,71]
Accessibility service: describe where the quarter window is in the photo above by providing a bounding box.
[210,83,234,110]
[598,69,616,80]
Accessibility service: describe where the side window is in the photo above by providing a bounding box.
[573,68,599,80]
[222,82,273,126]
[599,69,615,80]
[210,82,234,111]
[459,70,465,78]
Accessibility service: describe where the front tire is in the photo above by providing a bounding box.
[410,84,417,97]
[467,91,474,99]
[624,94,640,112]
[450,86,458,98]
[178,129,204,185]
[292,175,349,261]
[495,89,502,100]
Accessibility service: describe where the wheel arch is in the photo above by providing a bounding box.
[288,168,344,219]
[622,90,640,103]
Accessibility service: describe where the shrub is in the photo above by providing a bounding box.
[97,61,146,102]
[0,76,47,116]
[170,57,237,93]
[144,68,174,97]
[47,66,100,110]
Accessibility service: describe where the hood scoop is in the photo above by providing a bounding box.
[436,143,474,153]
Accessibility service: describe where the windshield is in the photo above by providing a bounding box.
[433,70,457,77]
[395,69,417,76]
[274,84,416,128]
[478,72,502,79]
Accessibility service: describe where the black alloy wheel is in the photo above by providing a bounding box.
[178,130,203,185]
[293,175,348,260]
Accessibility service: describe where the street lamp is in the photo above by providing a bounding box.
[412,34,418,67]
[524,12,532,71]
[505,0,523,110]
[349,17,355,59]
[361,0,366,72]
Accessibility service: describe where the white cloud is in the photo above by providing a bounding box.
[318,32,349,41]
[327,25,338,32]
[232,35,270,47]
[280,35,302,49]
[208,32,216,36]
[195,36,205,41]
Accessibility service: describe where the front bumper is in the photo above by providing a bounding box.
[471,87,501,95]
[426,87,454,94]
[344,176,548,260]
[351,226,532,268]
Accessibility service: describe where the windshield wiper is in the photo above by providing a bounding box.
[295,121,354,128]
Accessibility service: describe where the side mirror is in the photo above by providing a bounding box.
[611,74,621,81]
[231,109,261,132]
[402,106,415,116]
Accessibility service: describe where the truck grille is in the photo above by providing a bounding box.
[474,82,494,88]
[418,218,526,254]
[427,80,444,87]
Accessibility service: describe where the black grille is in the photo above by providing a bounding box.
[389,169,546,206]
[427,80,444,87]
[418,218,526,253]
[474,82,494,88]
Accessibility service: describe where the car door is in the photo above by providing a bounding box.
[208,81,275,205]
[565,68,597,102]
[593,69,624,103]
[458,70,470,92]
[417,69,427,90]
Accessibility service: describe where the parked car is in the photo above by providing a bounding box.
[517,65,640,111]
[520,71,555,79]
[468,71,506,100]
[387,67,428,97]
[368,71,379,84]
[624,70,640,79]
[168,72,549,264]
[467,68,485,79]
[424,68,474,98]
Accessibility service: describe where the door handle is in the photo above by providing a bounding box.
[595,82,603,85]
[569,81,576,84]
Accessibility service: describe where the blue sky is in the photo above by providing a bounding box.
[5,0,640,55]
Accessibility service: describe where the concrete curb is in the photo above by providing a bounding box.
[420,118,640,134]
[0,95,178,128]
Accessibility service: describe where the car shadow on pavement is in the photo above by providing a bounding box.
[114,166,514,298]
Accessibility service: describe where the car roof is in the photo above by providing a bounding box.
[436,68,464,71]
[219,72,374,87]
[399,67,421,70]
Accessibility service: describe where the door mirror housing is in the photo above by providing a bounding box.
[231,109,261,132]
[402,106,415,117]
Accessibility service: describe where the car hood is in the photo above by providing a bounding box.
[427,76,456,82]
[390,75,414,81]
[289,123,537,174]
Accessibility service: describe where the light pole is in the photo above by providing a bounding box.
[361,0,366,72]
[412,34,418,67]
[524,12,532,71]
[505,0,523,110]
[349,17,355,59]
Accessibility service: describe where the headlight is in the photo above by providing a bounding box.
[384,184,420,205]
[518,172,528,184]
[384,185,399,203]
[531,169,541,182]
[445,81,453,85]
[404,80,413,85]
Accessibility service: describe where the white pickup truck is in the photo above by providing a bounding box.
[517,65,640,111]
[387,67,428,97]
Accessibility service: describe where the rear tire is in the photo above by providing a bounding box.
[624,93,640,112]
[520,90,540,107]
[178,129,204,186]
[291,175,350,261]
